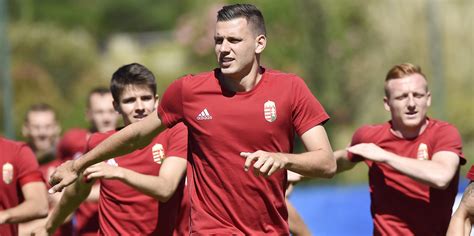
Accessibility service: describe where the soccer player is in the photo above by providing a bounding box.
[50,4,335,234]
[35,63,188,235]
[0,136,49,236]
[22,103,61,166]
[20,104,71,235]
[56,87,119,235]
[335,63,465,235]
[447,165,474,236]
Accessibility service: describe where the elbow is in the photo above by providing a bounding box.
[153,185,174,203]
[432,178,451,190]
[33,203,49,219]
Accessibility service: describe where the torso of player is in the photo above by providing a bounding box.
[88,128,182,235]
[353,119,463,235]
[161,68,328,234]
[1,138,24,210]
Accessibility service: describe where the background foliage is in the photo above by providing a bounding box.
[1,0,473,184]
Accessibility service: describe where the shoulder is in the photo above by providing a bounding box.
[265,68,305,83]
[429,118,459,133]
[0,137,29,154]
[353,123,388,141]
[88,130,116,148]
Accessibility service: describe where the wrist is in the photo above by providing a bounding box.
[116,168,126,180]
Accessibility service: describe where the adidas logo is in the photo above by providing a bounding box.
[196,108,213,120]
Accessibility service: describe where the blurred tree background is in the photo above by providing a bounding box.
[1,0,472,184]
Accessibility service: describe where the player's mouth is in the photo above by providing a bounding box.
[220,57,234,67]
[405,111,418,118]
[134,114,148,120]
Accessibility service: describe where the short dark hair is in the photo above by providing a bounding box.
[110,63,157,101]
[87,87,110,108]
[217,4,266,36]
[24,103,57,123]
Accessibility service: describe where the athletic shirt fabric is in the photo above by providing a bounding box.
[158,68,329,235]
[348,118,465,236]
[86,123,188,236]
[57,128,99,236]
[0,137,44,236]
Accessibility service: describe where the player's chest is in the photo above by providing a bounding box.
[110,140,168,173]
[379,138,434,161]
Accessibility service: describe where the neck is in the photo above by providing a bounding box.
[220,62,262,92]
[390,118,429,139]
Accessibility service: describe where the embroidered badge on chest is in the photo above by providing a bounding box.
[264,100,277,122]
[2,162,13,184]
[417,143,429,160]
[152,144,165,164]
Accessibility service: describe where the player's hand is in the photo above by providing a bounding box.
[48,160,79,194]
[30,225,50,236]
[240,151,288,177]
[0,211,10,224]
[346,143,391,163]
[83,162,124,180]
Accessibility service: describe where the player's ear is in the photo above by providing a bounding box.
[255,34,266,54]
[22,124,29,137]
[112,101,121,113]
[426,91,432,107]
[383,96,390,112]
[154,95,159,109]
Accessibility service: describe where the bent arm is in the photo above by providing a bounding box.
[285,125,336,178]
[85,157,187,202]
[384,151,459,189]
[45,178,93,234]
[334,149,357,173]
[0,182,48,224]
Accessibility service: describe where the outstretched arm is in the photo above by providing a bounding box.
[0,182,48,224]
[348,143,460,189]
[242,125,336,178]
[84,156,187,202]
[49,114,162,193]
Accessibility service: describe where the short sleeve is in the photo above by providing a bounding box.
[466,165,474,181]
[158,77,188,128]
[165,122,188,160]
[291,77,330,136]
[347,127,366,162]
[16,144,44,187]
[433,124,465,164]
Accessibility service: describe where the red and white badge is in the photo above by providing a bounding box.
[3,162,14,184]
[152,144,165,164]
[417,143,429,160]
[264,100,277,122]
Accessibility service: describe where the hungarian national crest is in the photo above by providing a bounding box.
[3,162,13,184]
[417,143,429,160]
[264,100,277,122]
[152,144,165,164]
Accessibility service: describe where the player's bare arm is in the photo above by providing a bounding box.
[447,181,474,236]
[34,177,94,235]
[333,148,357,173]
[348,143,459,189]
[0,182,48,224]
[242,125,335,178]
[84,156,187,202]
[49,113,163,193]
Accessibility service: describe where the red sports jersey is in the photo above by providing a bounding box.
[87,123,188,236]
[467,165,474,181]
[348,118,465,236]
[57,128,99,235]
[158,68,329,235]
[0,137,44,236]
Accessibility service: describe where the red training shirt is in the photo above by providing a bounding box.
[158,68,329,235]
[87,123,188,236]
[0,137,44,236]
[348,118,465,236]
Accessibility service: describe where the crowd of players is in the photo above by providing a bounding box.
[1,3,473,236]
